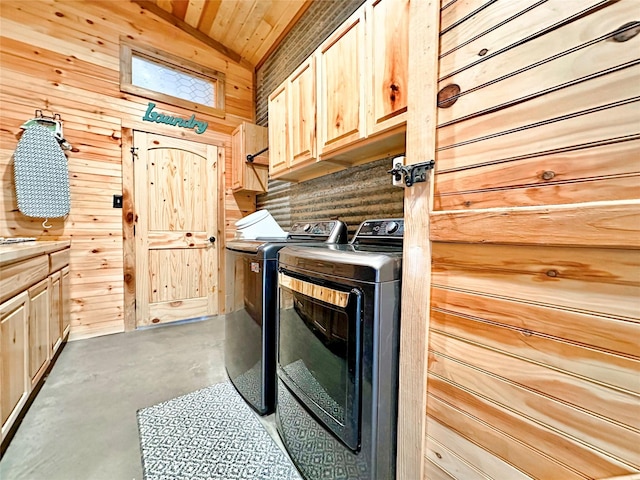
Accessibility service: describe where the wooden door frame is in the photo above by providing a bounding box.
[396,0,440,478]
[121,127,226,332]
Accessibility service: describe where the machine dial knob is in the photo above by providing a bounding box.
[303,223,312,232]
[386,221,399,234]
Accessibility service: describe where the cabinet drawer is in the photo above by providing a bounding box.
[49,248,70,274]
[0,255,49,304]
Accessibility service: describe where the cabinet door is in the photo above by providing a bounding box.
[317,9,366,156]
[231,126,244,191]
[268,83,289,176]
[28,278,50,386]
[288,57,317,168]
[61,266,70,338]
[367,0,409,135]
[232,122,269,193]
[1,292,29,435]
[49,271,62,355]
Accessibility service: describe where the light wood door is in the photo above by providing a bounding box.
[288,56,317,168]
[366,0,409,135]
[1,292,29,437]
[268,83,289,176]
[317,7,366,156]
[49,271,62,355]
[28,278,49,386]
[134,132,219,327]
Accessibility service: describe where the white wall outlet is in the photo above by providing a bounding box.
[392,156,405,187]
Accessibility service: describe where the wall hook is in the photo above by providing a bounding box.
[42,218,52,228]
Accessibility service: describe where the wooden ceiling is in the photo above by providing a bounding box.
[134,0,311,68]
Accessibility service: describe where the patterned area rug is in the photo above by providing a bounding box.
[137,382,302,480]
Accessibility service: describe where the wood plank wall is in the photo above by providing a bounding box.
[0,1,255,340]
[424,0,640,478]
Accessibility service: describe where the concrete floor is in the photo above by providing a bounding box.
[0,316,283,480]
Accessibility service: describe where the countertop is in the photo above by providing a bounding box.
[0,240,71,267]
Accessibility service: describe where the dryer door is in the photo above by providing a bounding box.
[277,270,363,451]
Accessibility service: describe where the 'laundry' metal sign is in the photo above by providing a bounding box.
[142,102,208,134]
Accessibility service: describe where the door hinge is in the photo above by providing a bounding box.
[130,147,138,161]
[133,225,136,236]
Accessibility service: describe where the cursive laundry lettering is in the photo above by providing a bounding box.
[142,102,208,134]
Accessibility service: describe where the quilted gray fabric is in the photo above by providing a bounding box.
[14,123,70,218]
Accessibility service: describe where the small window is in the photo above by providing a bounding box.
[120,39,225,118]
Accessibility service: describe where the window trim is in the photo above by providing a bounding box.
[120,39,226,119]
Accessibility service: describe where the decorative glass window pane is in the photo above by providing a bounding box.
[131,55,216,107]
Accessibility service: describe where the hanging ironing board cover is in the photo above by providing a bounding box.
[14,123,70,218]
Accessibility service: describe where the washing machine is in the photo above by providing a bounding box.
[225,219,348,414]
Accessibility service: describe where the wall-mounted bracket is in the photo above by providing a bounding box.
[387,159,435,187]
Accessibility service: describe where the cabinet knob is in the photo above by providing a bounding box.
[209,236,216,244]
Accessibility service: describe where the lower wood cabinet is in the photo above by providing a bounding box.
[1,292,29,437]
[0,241,70,450]
[28,278,50,387]
[49,271,62,356]
[61,266,70,339]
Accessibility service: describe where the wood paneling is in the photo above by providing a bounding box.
[426,419,532,480]
[0,0,255,339]
[403,0,640,478]
[430,201,640,249]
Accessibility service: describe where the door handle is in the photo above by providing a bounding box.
[209,236,216,244]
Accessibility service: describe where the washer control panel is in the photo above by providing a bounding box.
[288,220,348,244]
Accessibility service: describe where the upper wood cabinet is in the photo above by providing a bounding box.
[268,0,408,182]
[268,57,318,178]
[231,122,269,194]
[268,83,289,177]
[317,9,366,156]
[289,57,317,168]
[366,0,409,135]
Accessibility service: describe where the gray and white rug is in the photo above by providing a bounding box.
[137,382,302,480]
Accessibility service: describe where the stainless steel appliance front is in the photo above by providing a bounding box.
[276,219,404,480]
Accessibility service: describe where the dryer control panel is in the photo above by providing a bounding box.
[354,219,404,240]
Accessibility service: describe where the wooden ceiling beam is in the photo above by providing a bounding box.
[132,0,244,65]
